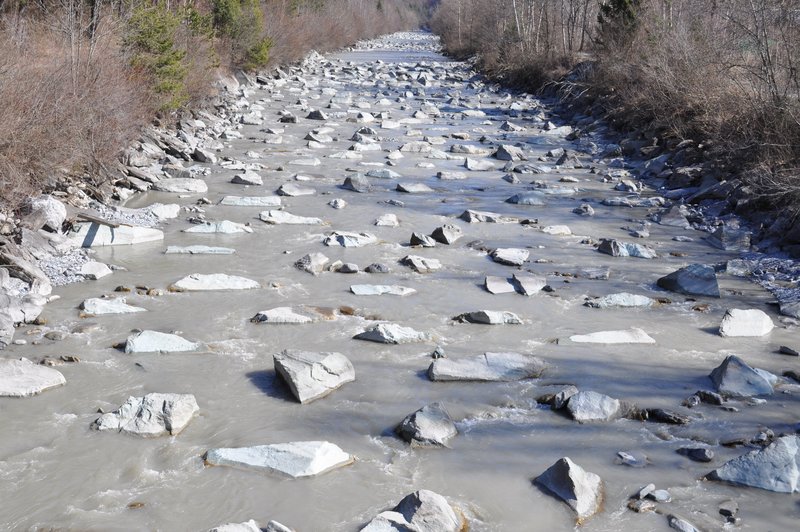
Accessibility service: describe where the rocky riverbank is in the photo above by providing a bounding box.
[1,31,799,531]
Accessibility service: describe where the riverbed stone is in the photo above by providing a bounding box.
[375,213,399,227]
[80,297,146,315]
[354,323,429,344]
[91,393,198,437]
[295,252,329,275]
[165,245,236,255]
[491,248,529,266]
[657,264,720,298]
[534,457,603,521]
[453,310,521,324]
[709,355,774,397]
[170,273,260,291]
[361,490,463,532]
[259,210,323,225]
[208,520,261,532]
[707,435,800,493]
[719,308,774,337]
[252,307,324,324]
[396,402,457,448]
[153,178,208,193]
[277,183,316,197]
[430,223,462,245]
[219,196,281,207]
[70,223,164,247]
[323,231,377,247]
[410,232,437,247]
[183,221,253,234]
[584,293,654,309]
[124,330,199,353]
[0,358,66,397]
[231,171,263,186]
[598,239,657,259]
[569,328,655,344]
[401,255,441,273]
[79,261,113,280]
[567,391,621,422]
[273,350,355,403]
[506,192,546,206]
[350,285,416,296]
[428,352,547,382]
[396,182,434,193]
[204,441,354,478]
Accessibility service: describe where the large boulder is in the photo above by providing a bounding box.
[91,393,198,437]
[430,224,462,245]
[361,490,463,532]
[569,328,655,344]
[169,273,260,291]
[719,309,774,337]
[396,403,457,448]
[0,358,66,397]
[323,231,377,247]
[657,264,720,298]
[707,435,800,493]
[70,223,164,247]
[29,195,67,232]
[491,248,529,266]
[534,457,603,522]
[566,391,620,422]
[80,297,147,315]
[273,350,355,403]
[428,352,547,382]
[354,323,429,344]
[709,355,774,397]
[204,441,354,478]
[124,330,199,354]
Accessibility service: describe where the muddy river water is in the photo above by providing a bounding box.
[1,32,798,531]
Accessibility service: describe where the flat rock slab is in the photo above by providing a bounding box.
[460,209,517,223]
[396,402,457,448]
[204,441,354,478]
[350,285,416,296]
[534,457,603,521]
[231,171,263,186]
[657,264,720,298]
[428,352,547,382]
[354,323,429,344]
[259,210,323,225]
[91,392,198,437]
[251,307,326,324]
[170,273,260,291]
[183,221,253,234]
[323,231,377,247]
[570,328,655,344]
[707,435,799,493]
[396,183,434,193]
[70,223,164,248]
[79,261,112,279]
[401,255,442,273]
[152,178,208,193]
[585,293,654,309]
[0,358,66,397]
[124,330,199,354]
[80,298,146,315]
[219,196,281,207]
[454,310,521,324]
[277,183,316,196]
[709,355,774,397]
[165,245,236,255]
[362,490,463,532]
[506,192,546,206]
[719,308,774,337]
[273,350,355,403]
[513,274,547,295]
[567,391,621,422]
[491,248,529,266]
[485,276,516,294]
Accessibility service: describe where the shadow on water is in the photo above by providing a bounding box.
[246,369,295,401]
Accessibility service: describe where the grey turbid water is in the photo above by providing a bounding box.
[1,32,799,531]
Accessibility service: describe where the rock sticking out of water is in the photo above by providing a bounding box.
[428,352,547,382]
[91,392,199,437]
[534,457,603,522]
[0,358,66,397]
[361,490,463,532]
[396,402,457,448]
[204,441,354,478]
[273,350,355,404]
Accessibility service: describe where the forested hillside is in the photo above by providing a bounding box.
[431,0,800,212]
[0,0,427,210]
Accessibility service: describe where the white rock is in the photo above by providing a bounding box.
[79,261,112,280]
[80,298,146,315]
[219,196,282,207]
[350,285,416,296]
[152,178,208,193]
[464,157,494,171]
[30,195,67,231]
[146,203,181,219]
[273,350,355,403]
[208,520,261,532]
[585,293,655,309]
[323,231,377,247]
[204,441,353,478]
[170,273,260,291]
[719,308,774,337]
[295,253,329,275]
[362,490,463,532]
[542,225,572,236]
[428,352,547,382]
[512,274,546,295]
[91,393,198,437]
[354,323,429,344]
[251,307,321,324]
[259,210,323,225]
[165,245,235,255]
[124,330,199,354]
[401,255,441,273]
[570,328,655,344]
[534,457,603,521]
[231,171,263,186]
[70,223,164,247]
[375,213,399,227]
[183,221,253,234]
[567,391,620,422]
[396,183,434,193]
[455,310,521,324]
[0,358,66,397]
[491,248,529,266]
